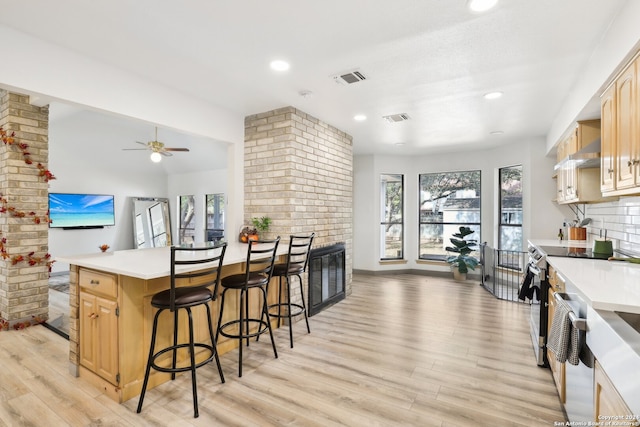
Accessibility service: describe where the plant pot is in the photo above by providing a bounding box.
[452,270,467,281]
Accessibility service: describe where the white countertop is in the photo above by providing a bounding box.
[529,239,640,314]
[55,242,289,280]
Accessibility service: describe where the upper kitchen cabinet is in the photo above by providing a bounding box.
[554,119,609,205]
[601,52,640,196]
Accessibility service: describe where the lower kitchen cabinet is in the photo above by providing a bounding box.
[547,287,566,403]
[78,269,119,386]
[594,360,635,423]
[547,266,566,403]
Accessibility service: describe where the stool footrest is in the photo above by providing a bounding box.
[150,343,215,374]
[218,318,272,340]
[268,302,306,318]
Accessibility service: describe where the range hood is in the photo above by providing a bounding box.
[554,138,601,170]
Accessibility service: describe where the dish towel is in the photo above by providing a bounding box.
[547,297,580,365]
[518,264,539,302]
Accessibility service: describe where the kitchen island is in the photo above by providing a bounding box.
[529,239,640,420]
[56,243,287,403]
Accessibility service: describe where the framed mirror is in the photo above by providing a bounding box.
[132,197,172,248]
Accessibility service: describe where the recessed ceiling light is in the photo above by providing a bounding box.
[468,0,498,13]
[483,91,503,100]
[354,114,367,121]
[490,130,504,135]
[395,142,405,146]
[270,60,290,71]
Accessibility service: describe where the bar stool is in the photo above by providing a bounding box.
[137,242,227,418]
[268,233,315,348]
[216,237,280,377]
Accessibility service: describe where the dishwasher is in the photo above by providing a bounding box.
[552,284,594,423]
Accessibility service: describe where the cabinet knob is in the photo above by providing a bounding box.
[633,159,640,165]
[628,160,633,167]
[90,279,100,285]
[88,313,99,319]
[608,168,614,174]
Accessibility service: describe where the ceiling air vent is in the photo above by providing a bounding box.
[382,113,411,123]
[332,69,367,85]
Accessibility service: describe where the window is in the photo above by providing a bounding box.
[419,170,481,260]
[380,174,404,259]
[499,165,523,251]
[205,193,225,242]
[179,195,195,245]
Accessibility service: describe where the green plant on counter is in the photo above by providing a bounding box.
[445,226,479,274]
[251,216,272,237]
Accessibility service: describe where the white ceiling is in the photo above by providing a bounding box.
[0,0,629,161]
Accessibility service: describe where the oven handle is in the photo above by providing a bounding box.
[553,292,587,331]
[528,262,541,276]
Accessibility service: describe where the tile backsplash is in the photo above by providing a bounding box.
[585,196,640,255]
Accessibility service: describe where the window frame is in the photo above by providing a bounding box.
[380,173,404,260]
[498,165,523,251]
[418,170,482,261]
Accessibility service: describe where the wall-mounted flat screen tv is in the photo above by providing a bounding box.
[48,193,115,229]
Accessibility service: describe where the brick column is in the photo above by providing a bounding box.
[0,90,50,326]
[244,106,353,304]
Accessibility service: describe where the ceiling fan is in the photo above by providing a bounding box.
[123,127,189,162]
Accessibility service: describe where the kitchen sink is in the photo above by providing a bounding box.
[615,311,640,334]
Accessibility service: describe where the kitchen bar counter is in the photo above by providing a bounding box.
[530,239,640,314]
[55,242,286,403]
[56,242,287,280]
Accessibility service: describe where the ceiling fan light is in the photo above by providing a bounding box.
[150,152,162,163]
[468,0,498,13]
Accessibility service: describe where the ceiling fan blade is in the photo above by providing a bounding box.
[164,147,190,152]
[122,148,149,151]
[160,151,173,157]
[135,141,149,147]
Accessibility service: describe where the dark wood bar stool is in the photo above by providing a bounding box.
[268,233,315,348]
[137,242,227,418]
[216,237,280,377]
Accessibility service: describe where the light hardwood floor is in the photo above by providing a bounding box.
[0,273,566,426]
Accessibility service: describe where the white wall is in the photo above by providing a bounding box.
[353,137,567,272]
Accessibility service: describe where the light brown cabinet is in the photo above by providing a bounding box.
[78,269,119,386]
[547,266,566,403]
[555,120,607,204]
[594,360,635,423]
[601,52,640,196]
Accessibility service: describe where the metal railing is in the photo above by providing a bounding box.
[480,243,528,302]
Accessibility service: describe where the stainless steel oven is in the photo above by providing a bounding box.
[526,244,549,367]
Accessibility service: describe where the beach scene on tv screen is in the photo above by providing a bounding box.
[49,193,115,227]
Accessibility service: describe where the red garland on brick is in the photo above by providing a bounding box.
[1,126,56,269]
[1,126,55,329]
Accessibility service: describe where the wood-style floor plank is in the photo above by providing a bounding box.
[0,273,565,426]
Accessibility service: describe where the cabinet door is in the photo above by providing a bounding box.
[547,289,566,403]
[79,291,119,386]
[95,296,119,385]
[601,83,617,192]
[79,292,97,372]
[594,360,634,423]
[616,61,637,189]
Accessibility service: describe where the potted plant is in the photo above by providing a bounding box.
[251,216,272,240]
[445,226,479,281]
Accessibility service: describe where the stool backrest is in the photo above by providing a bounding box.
[285,233,315,273]
[243,237,281,286]
[170,242,227,311]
